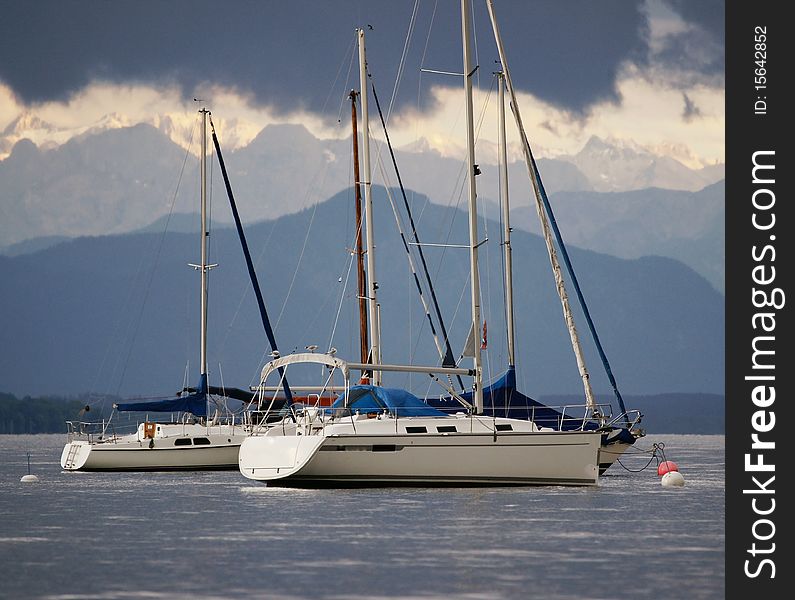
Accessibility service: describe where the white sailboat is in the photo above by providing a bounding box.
[240,353,600,486]
[237,10,602,487]
[61,108,249,471]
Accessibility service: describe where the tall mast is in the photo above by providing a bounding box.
[461,0,484,413]
[349,90,370,372]
[199,107,209,387]
[358,28,381,386]
[497,72,515,366]
[485,0,596,410]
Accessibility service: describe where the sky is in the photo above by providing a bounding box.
[0,0,724,167]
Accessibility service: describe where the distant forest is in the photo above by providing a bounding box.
[0,392,116,434]
[1,390,724,435]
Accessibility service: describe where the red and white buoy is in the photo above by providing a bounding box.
[658,460,684,487]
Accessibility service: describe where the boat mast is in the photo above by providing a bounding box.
[485,0,596,410]
[358,28,381,386]
[497,71,515,366]
[461,0,484,413]
[199,107,210,390]
[349,89,370,375]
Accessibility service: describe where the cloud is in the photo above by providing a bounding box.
[642,0,724,88]
[682,92,703,122]
[2,0,654,117]
[1,1,724,168]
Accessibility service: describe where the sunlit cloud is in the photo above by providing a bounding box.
[1,46,724,171]
[0,81,350,161]
[381,70,723,170]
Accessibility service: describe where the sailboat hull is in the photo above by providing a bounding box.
[239,423,600,486]
[61,424,246,471]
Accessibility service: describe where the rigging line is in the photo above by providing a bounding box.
[245,36,361,378]
[415,0,439,114]
[334,36,360,124]
[310,135,359,356]
[273,191,320,331]
[451,271,471,365]
[322,149,359,355]
[326,234,358,354]
[210,116,293,402]
[371,83,462,385]
[529,148,629,419]
[495,74,510,362]
[429,74,494,286]
[480,209,495,388]
[110,120,198,399]
[386,0,421,124]
[372,145,454,384]
[217,207,278,361]
[418,0,439,72]
[249,157,336,384]
[418,76,494,370]
[217,38,356,374]
[492,73,517,366]
[486,0,597,413]
[469,0,481,90]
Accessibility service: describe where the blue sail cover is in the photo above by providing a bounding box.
[427,367,599,431]
[114,375,209,418]
[330,385,449,418]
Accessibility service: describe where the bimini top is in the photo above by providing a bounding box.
[330,385,448,418]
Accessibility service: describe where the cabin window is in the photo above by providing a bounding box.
[174,438,192,446]
[495,424,513,432]
[436,425,457,433]
[405,426,427,434]
[193,437,211,446]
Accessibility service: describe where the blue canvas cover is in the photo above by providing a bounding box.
[330,385,449,418]
[114,375,209,418]
[427,366,598,431]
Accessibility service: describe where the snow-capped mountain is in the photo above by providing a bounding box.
[561,135,724,192]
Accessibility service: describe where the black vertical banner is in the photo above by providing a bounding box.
[726,2,792,598]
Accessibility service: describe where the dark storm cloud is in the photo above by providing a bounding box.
[1,1,700,118]
[657,0,724,80]
[662,0,724,44]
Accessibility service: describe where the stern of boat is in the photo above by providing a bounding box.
[61,441,91,471]
[239,434,326,482]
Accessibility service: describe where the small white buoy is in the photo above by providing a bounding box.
[661,470,685,487]
[20,452,40,482]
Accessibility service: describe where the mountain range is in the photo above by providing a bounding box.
[0,122,725,293]
[0,187,724,402]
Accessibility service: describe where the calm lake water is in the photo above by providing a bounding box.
[1,434,724,600]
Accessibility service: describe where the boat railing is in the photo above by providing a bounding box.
[202,413,246,435]
[530,403,618,430]
[65,420,134,443]
[604,408,644,431]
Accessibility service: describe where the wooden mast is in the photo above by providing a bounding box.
[349,90,371,378]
